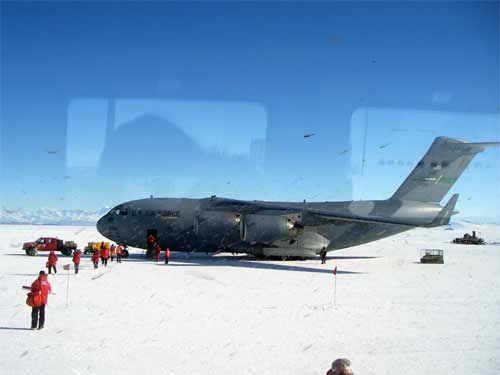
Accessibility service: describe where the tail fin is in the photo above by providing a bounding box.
[391,137,500,203]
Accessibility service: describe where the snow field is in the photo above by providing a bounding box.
[0,223,499,375]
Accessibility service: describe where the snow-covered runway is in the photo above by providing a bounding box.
[1,223,499,375]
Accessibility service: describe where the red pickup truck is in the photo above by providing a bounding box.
[23,237,77,256]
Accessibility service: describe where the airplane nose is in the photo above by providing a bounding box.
[96,215,108,237]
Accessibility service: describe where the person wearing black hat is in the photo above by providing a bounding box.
[326,358,353,375]
[29,270,52,330]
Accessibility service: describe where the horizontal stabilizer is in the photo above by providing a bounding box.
[467,141,500,148]
[429,193,459,227]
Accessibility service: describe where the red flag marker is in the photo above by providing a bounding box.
[63,264,70,271]
[333,266,337,276]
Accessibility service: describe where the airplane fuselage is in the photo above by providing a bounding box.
[96,196,442,257]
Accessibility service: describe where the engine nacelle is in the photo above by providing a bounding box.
[194,212,240,246]
[241,214,302,244]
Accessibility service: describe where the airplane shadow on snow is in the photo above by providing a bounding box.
[0,327,32,331]
[124,253,370,275]
[4,252,375,275]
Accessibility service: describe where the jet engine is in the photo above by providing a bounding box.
[194,211,240,246]
[240,214,302,244]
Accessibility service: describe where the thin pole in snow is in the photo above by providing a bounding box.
[65,264,70,308]
[334,275,337,308]
[333,266,337,309]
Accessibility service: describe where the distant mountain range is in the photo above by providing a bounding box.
[0,207,110,226]
[456,217,500,225]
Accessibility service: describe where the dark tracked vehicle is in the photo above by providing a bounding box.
[452,231,485,245]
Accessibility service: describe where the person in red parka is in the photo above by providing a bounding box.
[164,247,171,265]
[115,245,123,263]
[30,270,52,330]
[147,234,156,247]
[101,245,110,267]
[154,244,161,262]
[47,250,58,274]
[91,249,100,269]
[110,244,116,262]
[72,249,81,274]
[146,234,156,259]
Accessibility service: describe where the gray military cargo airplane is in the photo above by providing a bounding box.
[97,137,499,258]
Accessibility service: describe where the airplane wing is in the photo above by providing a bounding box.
[206,197,296,214]
[206,197,416,252]
[206,197,418,227]
[302,210,417,227]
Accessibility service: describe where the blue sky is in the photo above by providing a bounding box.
[1,1,499,218]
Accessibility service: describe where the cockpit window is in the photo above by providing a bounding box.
[115,208,128,215]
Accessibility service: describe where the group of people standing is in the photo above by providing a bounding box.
[147,234,171,264]
[41,242,125,277]
[154,243,171,264]
[90,242,124,269]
